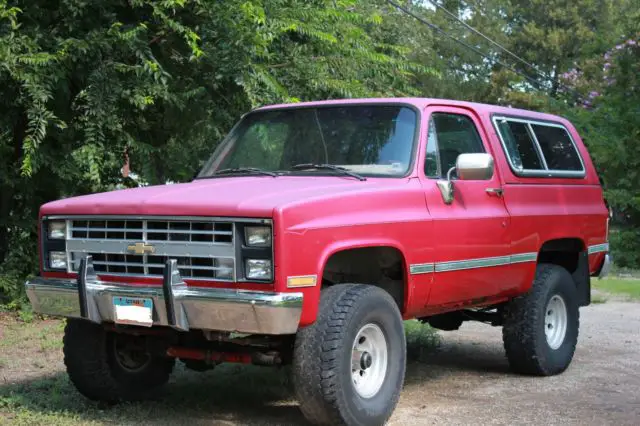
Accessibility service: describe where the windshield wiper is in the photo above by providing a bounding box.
[197,167,279,179]
[290,163,367,181]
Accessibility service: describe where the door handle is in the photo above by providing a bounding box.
[486,188,504,197]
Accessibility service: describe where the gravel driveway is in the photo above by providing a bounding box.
[391,301,640,425]
[1,301,638,425]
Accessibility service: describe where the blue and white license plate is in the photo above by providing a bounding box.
[113,296,153,327]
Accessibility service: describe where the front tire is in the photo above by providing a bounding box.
[292,284,406,426]
[63,319,175,402]
[502,264,580,376]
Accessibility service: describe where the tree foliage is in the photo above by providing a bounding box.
[561,30,640,267]
[1,0,639,305]
[0,0,434,304]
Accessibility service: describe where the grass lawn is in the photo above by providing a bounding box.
[593,277,640,301]
[0,317,438,425]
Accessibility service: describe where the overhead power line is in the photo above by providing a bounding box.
[385,0,544,89]
[424,0,542,78]
[428,0,584,100]
[386,0,585,102]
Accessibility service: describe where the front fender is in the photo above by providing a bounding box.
[284,231,412,328]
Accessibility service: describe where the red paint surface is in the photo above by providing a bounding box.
[39,98,609,328]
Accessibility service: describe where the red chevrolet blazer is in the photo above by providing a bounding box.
[26,98,610,425]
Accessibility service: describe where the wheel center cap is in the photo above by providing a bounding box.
[360,351,373,370]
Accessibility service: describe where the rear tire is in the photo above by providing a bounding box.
[63,319,174,402]
[502,264,580,376]
[292,284,406,426]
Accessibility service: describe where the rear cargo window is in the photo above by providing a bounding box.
[495,120,543,170]
[531,124,583,171]
[493,116,585,177]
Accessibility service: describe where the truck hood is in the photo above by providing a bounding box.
[41,176,409,218]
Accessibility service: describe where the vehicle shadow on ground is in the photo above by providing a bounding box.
[406,337,512,382]
[0,337,511,424]
[0,364,306,425]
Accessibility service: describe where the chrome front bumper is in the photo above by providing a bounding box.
[25,257,303,335]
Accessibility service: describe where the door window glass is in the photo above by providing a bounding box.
[425,113,485,178]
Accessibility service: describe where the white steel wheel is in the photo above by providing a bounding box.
[351,323,388,398]
[545,294,568,350]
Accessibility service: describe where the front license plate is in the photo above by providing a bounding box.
[113,296,153,327]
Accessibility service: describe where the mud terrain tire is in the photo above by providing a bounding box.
[503,263,580,376]
[63,319,174,402]
[292,284,406,426]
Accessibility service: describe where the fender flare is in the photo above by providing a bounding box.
[311,238,412,312]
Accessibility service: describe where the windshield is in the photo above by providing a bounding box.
[197,105,418,178]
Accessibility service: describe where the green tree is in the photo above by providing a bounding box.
[563,32,640,267]
[397,0,624,108]
[499,0,617,96]
[0,0,435,304]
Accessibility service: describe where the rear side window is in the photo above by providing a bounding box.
[493,117,584,177]
[495,120,543,170]
[530,124,583,171]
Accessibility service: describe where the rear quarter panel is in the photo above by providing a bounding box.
[479,110,609,291]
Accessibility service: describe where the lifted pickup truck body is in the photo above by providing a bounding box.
[26,98,609,426]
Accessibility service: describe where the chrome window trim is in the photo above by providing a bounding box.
[491,115,586,179]
[525,122,549,170]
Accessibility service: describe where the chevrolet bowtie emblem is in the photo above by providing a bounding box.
[127,242,155,255]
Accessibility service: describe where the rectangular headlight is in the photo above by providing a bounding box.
[245,259,272,280]
[48,221,66,239]
[49,251,67,270]
[244,226,272,247]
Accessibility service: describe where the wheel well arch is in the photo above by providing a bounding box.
[537,237,590,306]
[537,237,586,273]
[320,245,408,313]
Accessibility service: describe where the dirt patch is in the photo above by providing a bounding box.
[1,302,639,425]
[391,302,640,425]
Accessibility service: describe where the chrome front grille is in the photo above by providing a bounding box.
[69,253,234,280]
[66,217,236,281]
[70,219,233,244]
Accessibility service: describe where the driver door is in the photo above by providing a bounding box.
[421,106,513,307]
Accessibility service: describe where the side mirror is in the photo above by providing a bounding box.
[456,153,494,181]
[436,153,494,205]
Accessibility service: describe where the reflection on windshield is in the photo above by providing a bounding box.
[198,105,417,178]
